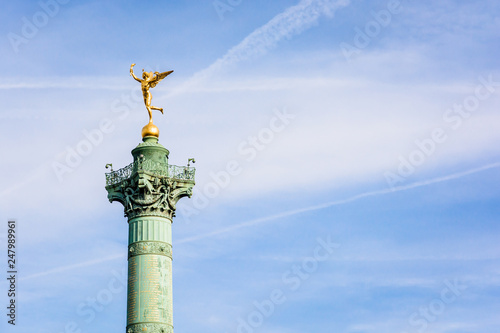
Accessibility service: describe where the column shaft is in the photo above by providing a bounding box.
[126,216,173,333]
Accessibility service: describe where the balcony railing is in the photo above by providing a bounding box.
[105,159,195,186]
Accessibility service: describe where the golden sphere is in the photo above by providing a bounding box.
[141,122,160,138]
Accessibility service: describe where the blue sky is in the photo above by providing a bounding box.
[1,0,500,332]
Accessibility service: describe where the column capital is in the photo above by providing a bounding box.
[105,139,195,221]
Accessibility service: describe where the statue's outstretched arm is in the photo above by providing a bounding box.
[130,63,141,82]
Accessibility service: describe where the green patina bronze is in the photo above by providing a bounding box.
[105,136,195,333]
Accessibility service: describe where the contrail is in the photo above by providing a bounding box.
[0,0,351,197]
[176,161,500,244]
[166,0,351,98]
[19,254,125,281]
[0,1,350,92]
[0,77,130,90]
[0,162,51,199]
[12,0,498,279]
[17,162,500,280]
[3,0,355,281]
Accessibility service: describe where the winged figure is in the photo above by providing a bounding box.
[130,63,173,123]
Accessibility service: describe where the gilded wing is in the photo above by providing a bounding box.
[150,70,173,88]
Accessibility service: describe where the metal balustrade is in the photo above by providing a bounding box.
[105,160,195,186]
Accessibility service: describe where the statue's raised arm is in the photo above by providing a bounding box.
[130,63,141,82]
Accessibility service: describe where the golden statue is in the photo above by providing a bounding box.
[130,63,173,138]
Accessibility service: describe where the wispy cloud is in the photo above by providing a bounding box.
[23,161,498,283]
[0,77,129,90]
[177,161,500,243]
[20,253,125,281]
[6,0,499,297]
[0,162,51,199]
[167,0,351,98]
[0,0,350,94]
